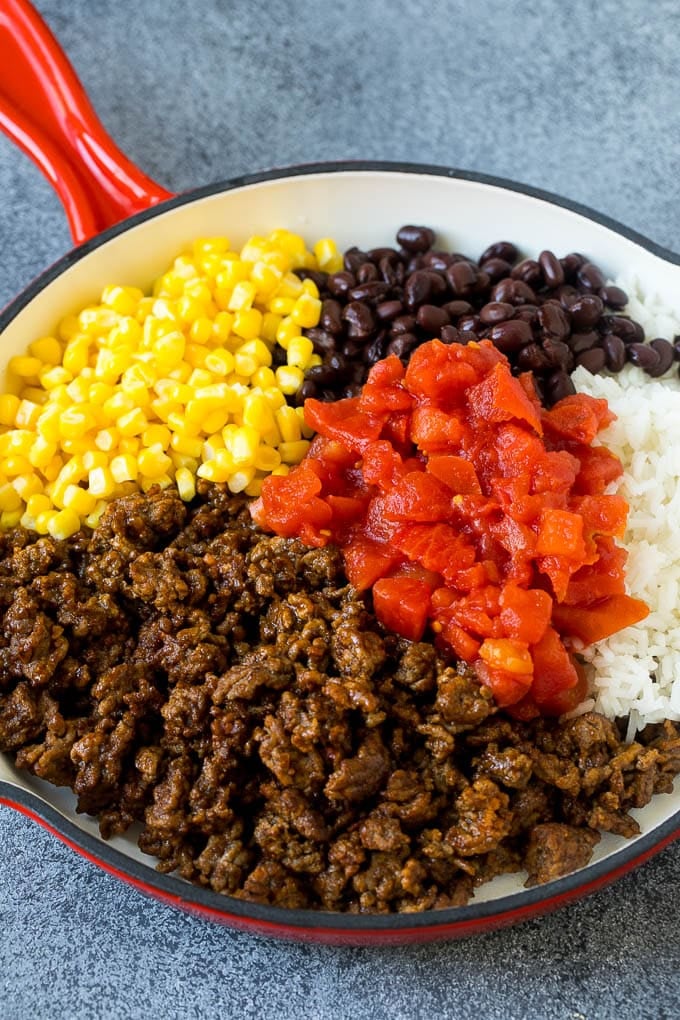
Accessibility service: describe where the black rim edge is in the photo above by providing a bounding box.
[2,160,680,336]
[2,159,680,934]
[2,777,679,934]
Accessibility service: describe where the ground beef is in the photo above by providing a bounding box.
[0,483,678,913]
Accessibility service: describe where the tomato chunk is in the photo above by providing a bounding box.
[373,576,431,642]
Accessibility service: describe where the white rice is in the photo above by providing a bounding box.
[568,274,680,738]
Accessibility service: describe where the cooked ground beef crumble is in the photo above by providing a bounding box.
[0,482,678,913]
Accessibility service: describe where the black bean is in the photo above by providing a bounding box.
[599,285,628,309]
[320,299,344,335]
[606,316,644,344]
[404,269,434,307]
[344,247,370,274]
[480,257,513,284]
[513,304,539,324]
[576,348,607,373]
[627,343,661,372]
[440,325,462,344]
[386,333,420,359]
[342,301,375,338]
[416,304,451,333]
[294,379,318,405]
[457,330,479,345]
[537,301,570,339]
[542,337,574,372]
[348,281,390,303]
[423,269,448,299]
[567,331,600,354]
[560,253,586,281]
[306,327,337,355]
[368,247,399,263]
[365,331,388,365]
[556,284,581,310]
[423,250,452,270]
[479,241,518,264]
[391,315,417,335]
[491,278,536,305]
[517,343,552,372]
[396,225,436,253]
[378,256,399,286]
[648,338,675,377]
[569,294,604,330]
[545,369,577,402]
[479,301,514,325]
[443,300,474,319]
[538,250,565,288]
[446,260,479,297]
[375,299,404,322]
[511,258,542,287]
[327,271,356,297]
[458,315,481,333]
[487,318,533,353]
[341,340,366,358]
[601,333,626,372]
[357,262,379,284]
[576,261,606,293]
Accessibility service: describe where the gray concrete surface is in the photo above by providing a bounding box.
[1,1,680,1017]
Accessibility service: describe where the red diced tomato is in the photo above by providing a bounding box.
[467,361,543,434]
[343,536,404,590]
[475,659,533,707]
[381,471,453,522]
[552,593,649,645]
[373,576,431,641]
[499,583,552,644]
[426,454,482,494]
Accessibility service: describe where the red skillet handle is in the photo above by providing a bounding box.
[0,0,174,244]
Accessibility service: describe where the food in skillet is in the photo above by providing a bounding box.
[0,226,679,912]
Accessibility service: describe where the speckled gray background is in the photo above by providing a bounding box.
[1,1,680,1017]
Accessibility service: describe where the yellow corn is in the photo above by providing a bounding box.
[0,227,329,532]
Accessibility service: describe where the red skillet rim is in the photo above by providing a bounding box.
[1,159,680,938]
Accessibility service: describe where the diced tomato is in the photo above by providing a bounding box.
[570,494,629,539]
[499,583,553,644]
[542,393,615,445]
[563,536,628,605]
[373,576,431,642]
[361,441,406,490]
[529,625,580,715]
[393,523,476,578]
[437,619,481,661]
[343,535,404,590]
[571,443,623,495]
[535,508,586,560]
[404,340,482,407]
[475,659,533,707]
[304,397,386,453]
[426,454,482,494]
[467,361,543,434]
[552,593,649,645]
[381,471,454,522]
[409,405,465,451]
[531,449,580,494]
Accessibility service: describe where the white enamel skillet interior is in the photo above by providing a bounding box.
[1,163,680,943]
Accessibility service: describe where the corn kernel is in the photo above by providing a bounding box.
[188,317,214,344]
[142,424,171,449]
[82,450,108,471]
[62,484,97,516]
[278,440,311,464]
[0,509,23,529]
[175,466,196,502]
[244,476,264,498]
[212,311,234,342]
[29,336,62,364]
[138,444,172,478]
[110,454,138,484]
[275,405,302,443]
[11,473,43,500]
[62,337,91,375]
[242,393,277,434]
[286,335,315,370]
[232,308,263,341]
[59,407,98,439]
[95,428,119,452]
[301,278,320,298]
[0,482,23,510]
[275,316,301,349]
[227,467,256,493]
[88,466,116,498]
[101,284,144,316]
[1,455,33,477]
[170,432,204,458]
[26,493,52,517]
[254,445,282,472]
[9,355,41,379]
[275,365,305,395]
[261,312,282,343]
[314,237,343,272]
[0,394,20,427]
[269,296,296,317]
[251,366,277,389]
[39,365,72,390]
[34,510,57,534]
[291,293,322,329]
[117,407,148,437]
[47,507,81,540]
